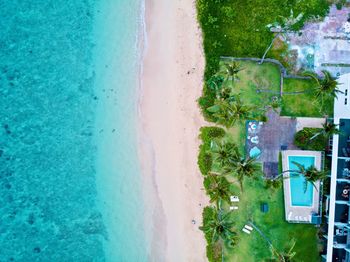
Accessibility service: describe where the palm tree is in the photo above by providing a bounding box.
[207,75,225,99]
[207,75,234,101]
[304,70,341,105]
[309,121,340,141]
[210,140,239,168]
[292,162,328,191]
[249,222,297,262]
[260,10,303,64]
[220,61,244,87]
[200,206,237,246]
[228,153,261,190]
[271,240,297,262]
[204,173,232,208]
[207,97,252,128]
[274,161,327,192]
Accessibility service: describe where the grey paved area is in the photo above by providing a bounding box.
[259,110,298,162]
[257,110,297,178]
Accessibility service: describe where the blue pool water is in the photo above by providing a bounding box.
[0,0,147,261]
[249,146,261,158]
[288,156,315,207]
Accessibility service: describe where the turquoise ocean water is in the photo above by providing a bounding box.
[0,0,147,261]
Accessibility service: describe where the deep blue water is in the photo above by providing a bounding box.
[0,1,146,261]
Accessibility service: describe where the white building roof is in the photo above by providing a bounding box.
[326,73,350,261]
[326,123,339,262]
[334,73,350,119]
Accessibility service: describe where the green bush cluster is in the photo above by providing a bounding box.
[202,207,222,262]
[294,127,327,151]
[198,126,226,175]
[198,84,217,121]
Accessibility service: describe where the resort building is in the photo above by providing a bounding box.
[323,73,350,262]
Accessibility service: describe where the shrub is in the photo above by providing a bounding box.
[198,126,226,175]
[202,207,222,262]
[198,84,217,121]
[198,145,213,175]
[200,126,226,142]
[294,128,327,151]
[264,179,281,190]
[206,242,222,262]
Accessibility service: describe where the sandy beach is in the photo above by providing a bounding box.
[139,0,208,261]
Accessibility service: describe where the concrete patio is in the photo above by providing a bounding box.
[246,110,325,178]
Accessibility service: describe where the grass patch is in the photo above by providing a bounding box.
[223,178,319,261]
[227,123,246,156]
[281,78,334,117]
[199,60,281,121]
[225,61,281,106]
[196,0,330,78]
[278,152,282,174]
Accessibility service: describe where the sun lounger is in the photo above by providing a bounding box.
[230,206,238,210]
[251,136,259,144]
[244,225,253,231]
[230,196,239,202]
[288,212,292,220]
[242,228,251,234]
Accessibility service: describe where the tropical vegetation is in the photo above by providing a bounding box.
[198,128,320,261]
[196,1,333,261]
[196,0,330,78]
[274,161,328,192]
[281,78,334,117]
[294,128,327,151]
[310,121,340,140]
[304,70,342,104]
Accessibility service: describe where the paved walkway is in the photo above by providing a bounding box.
[295,117,325,131]
[256,110,298,178]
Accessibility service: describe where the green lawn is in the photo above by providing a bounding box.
[203,128,321,261]
[281,78,334,117]
[223,178,320,262]
[220,60,281,108]
[201,62,326,262]
[219,60,281,155]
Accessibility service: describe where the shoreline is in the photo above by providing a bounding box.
[138,0,209,260]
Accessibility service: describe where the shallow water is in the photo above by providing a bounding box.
[93,0,148,260]
[0,0,147,260]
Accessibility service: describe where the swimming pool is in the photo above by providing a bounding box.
[288,156,315,207]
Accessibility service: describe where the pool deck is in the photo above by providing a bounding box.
[282,150,322,223]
